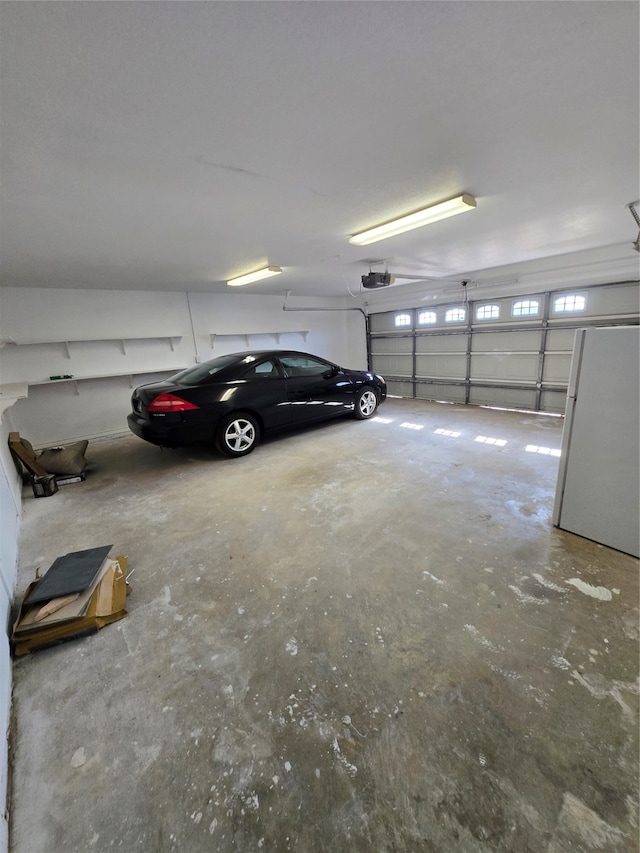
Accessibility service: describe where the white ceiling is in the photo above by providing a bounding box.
[1,1,639,299]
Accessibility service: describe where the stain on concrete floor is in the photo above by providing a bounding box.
[9,399,639,852]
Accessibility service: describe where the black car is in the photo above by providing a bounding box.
[127,350,386,457]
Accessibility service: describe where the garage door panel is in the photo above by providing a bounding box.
[416,383,466,403]
[370,337,413,354]
[551,283,640,318]
[470,352,538,382]
[468,386,537,408]
[369,313,410,333]
[542,353,572,383]
[589,282,640,314]
[540,390,567,413]
[416,335,467,354]
[370,354,412,377]
[472,330,541,352]
[545,328,577,351]
[386,380,414,397]
[416,353,466,379]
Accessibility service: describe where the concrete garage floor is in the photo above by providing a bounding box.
[8,397,639,853]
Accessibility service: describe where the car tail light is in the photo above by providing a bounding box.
[147,393,199,413]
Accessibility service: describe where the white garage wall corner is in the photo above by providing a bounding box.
[0,623,10,853]
[0,287,367,447]
[0,422,22,853]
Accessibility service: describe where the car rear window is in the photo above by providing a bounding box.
[240,360,279,380]
[170,355,239,385]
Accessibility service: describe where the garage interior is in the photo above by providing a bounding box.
[0,3,639,853]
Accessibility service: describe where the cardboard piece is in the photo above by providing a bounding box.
[23,545,113,606]
[15,555,115,631]
[12,556,129,656]
[8,432,48,479]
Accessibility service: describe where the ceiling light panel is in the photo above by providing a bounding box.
[227,266,283,287]
[349,194,477,246]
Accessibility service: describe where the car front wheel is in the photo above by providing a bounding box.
[353,386,378,420]
[216,413,260,457]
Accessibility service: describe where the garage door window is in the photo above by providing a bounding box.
[512,299,540,317]
[445,307,466,323]
[553,294,586,313]
[395,313,412,327]
[418,311,437,325]
[476,304,500,320]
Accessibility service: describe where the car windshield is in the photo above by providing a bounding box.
[170,355,240,385]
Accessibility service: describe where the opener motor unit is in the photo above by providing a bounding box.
[362,271,392,289]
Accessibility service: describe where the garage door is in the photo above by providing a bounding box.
[368,281,639,413]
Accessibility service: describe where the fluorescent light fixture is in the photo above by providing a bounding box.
[227,266,283,287]
[349,193,476,246]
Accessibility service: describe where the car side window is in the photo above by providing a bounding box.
[241,360,279,380]
[279,355,331,378]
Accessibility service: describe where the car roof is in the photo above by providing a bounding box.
[221,350,332,361]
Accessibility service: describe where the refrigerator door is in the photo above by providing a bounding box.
[552,329,585,527]
[553,326,639,557]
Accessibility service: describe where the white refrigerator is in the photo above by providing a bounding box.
[552,325,639,558]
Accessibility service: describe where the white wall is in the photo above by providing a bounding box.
[0,287,366,447]
[0,420,22,853]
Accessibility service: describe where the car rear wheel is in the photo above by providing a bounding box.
[216,413,260,457]
[353,386,378,419]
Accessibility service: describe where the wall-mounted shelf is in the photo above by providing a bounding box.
[1,335,183,358]
[209,330,309,348]
[27,367,182,395]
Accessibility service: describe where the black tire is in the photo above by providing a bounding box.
[353,386,378,420]
[215,412,260,457]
